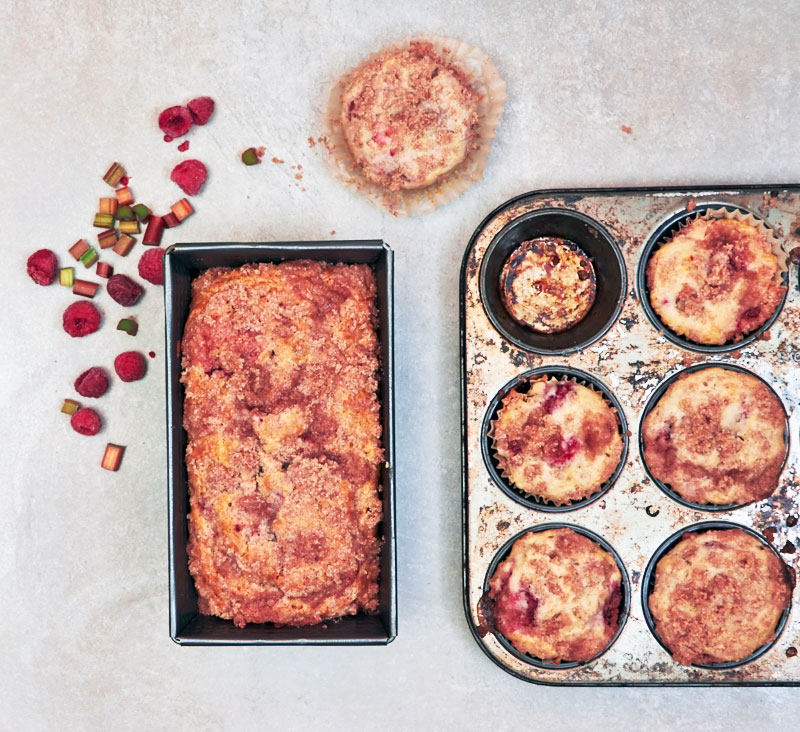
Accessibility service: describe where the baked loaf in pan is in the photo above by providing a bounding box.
[181,261,383,627]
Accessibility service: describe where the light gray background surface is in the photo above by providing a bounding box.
[2,1,799,730]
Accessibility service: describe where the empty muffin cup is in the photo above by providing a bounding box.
[642,521,794,669]
[482,366,628,512]
[479,208,626,354]
[480,523,630,670]
[637,203,789,353]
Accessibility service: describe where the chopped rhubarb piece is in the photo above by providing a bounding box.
[132,203,150,222]
[97,229,117,249]
[69,239,90,260]
[142,215,164,245]
[187,96,214,125]
[115,187,134,206]
[79,247,98,267]
[158,106,193,138]
[93,212,114,228]
[118,220,140,235]
[117,317,138,336]
[116,205,135,221]
[103,162,126,187]
[61,398,80,415]
[163,212,180,228]
[170,159,207,195]
[27,249,58,285]
[99,198,118,215]
[73,279,99,298]
[101,443,125,471]
[96,261,113,278]
[171,198,194,221]
[59,267,75,287]
[241,147,260,165]
[113,234,136,256]
[177,140,190,152]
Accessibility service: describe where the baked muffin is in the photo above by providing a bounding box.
[490,378,623,505]
[340,41,479,191]
[648,528,792,666]
[181,261,383,627]
[642,367,786,505]
[499,237,596,333]
[646,217,785,345]
[487,528,623,663]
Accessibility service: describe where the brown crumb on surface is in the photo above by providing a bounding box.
[308,137,317,148]
[295,173,303,180]
[620,125,633,134]
[781,541,796,554]
[272,157,284,164]
[330,230,336,235]
[256,147,266,158]
[686,198,696,212]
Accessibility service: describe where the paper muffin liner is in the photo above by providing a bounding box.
[487,374,625,506]
[323,35,506,216]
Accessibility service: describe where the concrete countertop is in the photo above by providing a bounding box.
[2,1,799,729]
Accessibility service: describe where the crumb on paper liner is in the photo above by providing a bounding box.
[323,35,506,216]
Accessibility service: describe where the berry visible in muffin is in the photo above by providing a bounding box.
[487,528,623,663]
[499,237,596,333]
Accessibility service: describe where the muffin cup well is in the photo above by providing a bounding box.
[323,35,505,216]
[482,366,629,512]
[479,209,626,354]
[641,521,794,669]
[638,362,790,512]
[481,523,631,670]
[637,203,789,353]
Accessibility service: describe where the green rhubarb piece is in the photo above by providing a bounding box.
[241,147,260,166]
[116,318,138,336]
[118,220,140,235]
[59,267,75,287]
[79,247,98,267]
[132,203,150,222]
[93,212,115,228]
[117,205,136,221]
[61,399,80,415]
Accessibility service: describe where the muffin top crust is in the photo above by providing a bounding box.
[648,529,792,666]
[340,41,479,191]
[499,237,596,333]
[487,528,623,663]
[642,367,786,506]
[647,217,785,345]
[490,378,623,505]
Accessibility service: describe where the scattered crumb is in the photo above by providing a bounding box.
[308,136,317,148]
[620,125,633,134]
[177,140,190,152]
[330,230,336,235]
[295,173,303,180]
[272,157,284,164]
[256,146,266,159]
[301,187,306,192]
[149,351,156,358]
[686,198,696,212]
[297,164,302,170]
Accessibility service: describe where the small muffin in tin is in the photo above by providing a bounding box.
[487,528,623,663]
[499,237,596,333]
[340,41,479,191]
[648,528,792,666]
[490,378,623,505]
[646,216,785,345]
[642,367,786,506]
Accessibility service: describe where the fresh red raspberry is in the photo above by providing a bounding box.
[170,159,207,196]
[107,274,144,306]
[27,249,58,286]
[74,367,109,398]
[114,351,147,382]
[158,105,193,138]
[70,408,101,436]
[138,247,164,285]
[187,96,214,125]
[63,301,101,337]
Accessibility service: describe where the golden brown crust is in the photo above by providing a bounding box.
[487,529,623,663]
[642,368,786,505]
[647,218,785,345]
[500,238,596,333]
[490,378,623,504]
[340,41,478,191]
[648,529,792,665]
[181,261,383,627]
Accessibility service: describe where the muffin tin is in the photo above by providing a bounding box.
[461,185,800,685]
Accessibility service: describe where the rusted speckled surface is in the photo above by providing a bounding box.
[462,186,800,685]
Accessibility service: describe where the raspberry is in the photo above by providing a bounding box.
[158,105,193,138]
[107,274,144,306]
[27,248,58,286]
[114,351,147,382]
[170,159,207,196]
[63,301,101,337]
[187,96,214,125]
[74,367,109,398]
[138,247,164,285]
[70,408,101,436]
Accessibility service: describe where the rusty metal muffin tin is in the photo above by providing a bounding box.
[461,185,800,685]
